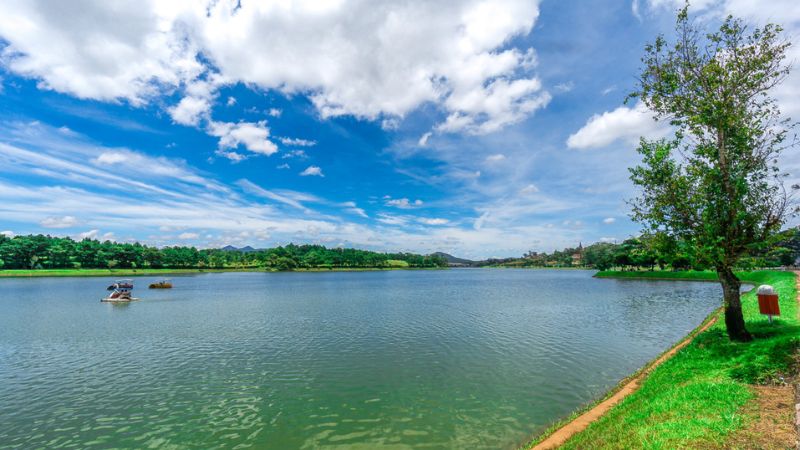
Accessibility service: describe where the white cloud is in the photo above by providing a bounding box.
[632,0,642,21]
[169,95,211,126]
[1,230,15,237]
[40,215,80,228]
[603,217,616,224]
[237,179,319,211]
[216,150,247,162]
[281,149,308,159]
[341,201,368,218]
[376,213,409,226]
[386,198,423,209]
[418,132,432,147]
[300,165,324,177]
[567,102,670,150]
[554,81,574,93]
[93,152,129,165]
[486,153,506,162]
[278,137,316,147]
[276,163,290,169]
[520,184,539,194]
[474,211,490,230]
[77,229,112,241]
[178,232,199,239]
[226,96,236,106]
[267,108,282,117]
[0,2,203,104]
[0,0,547,135]
[419,217,449,225]
[208,120,278,156]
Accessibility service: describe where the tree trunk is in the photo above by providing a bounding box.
[717,267,752,342]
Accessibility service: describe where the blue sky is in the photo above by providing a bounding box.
[0,0,798,259]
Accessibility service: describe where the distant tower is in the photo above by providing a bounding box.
[572,242,583,266]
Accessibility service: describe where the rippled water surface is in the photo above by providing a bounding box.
[0,269,722,449]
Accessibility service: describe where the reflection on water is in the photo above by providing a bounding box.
[0,269,721,449]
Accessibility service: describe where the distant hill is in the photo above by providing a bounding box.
[221,245,257,253]
[431,252,474,266]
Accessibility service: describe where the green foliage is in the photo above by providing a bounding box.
[0,235,447,272]
[557,271,798,449]
[630,9,793,271]
[628,6,794,340]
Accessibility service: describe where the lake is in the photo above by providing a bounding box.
[0,269,722,449]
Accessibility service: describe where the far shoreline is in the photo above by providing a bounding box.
[0,266,447,278]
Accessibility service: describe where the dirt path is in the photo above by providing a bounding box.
[530,314,719,450]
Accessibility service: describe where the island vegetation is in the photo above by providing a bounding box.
[0,234,446,275]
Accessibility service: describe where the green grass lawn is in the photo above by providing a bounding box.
[534,270,798,449]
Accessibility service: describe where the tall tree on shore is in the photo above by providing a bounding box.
[629,7,795,341]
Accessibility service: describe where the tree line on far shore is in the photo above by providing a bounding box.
[488,228,800,271]
[0,234,447,271]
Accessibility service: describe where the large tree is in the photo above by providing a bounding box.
[629,7,795,341]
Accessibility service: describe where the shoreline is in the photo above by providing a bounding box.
[0,266,446,278]
[524,269,798,449]
[525,307,722,449]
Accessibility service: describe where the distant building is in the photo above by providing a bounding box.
[571,242,583,266]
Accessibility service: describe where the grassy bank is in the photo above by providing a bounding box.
[529,270,798,449]
[594,269,721,281]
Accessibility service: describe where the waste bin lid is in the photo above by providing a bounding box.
[757,284,775,295]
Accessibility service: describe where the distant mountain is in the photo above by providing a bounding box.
[431,252,474,266]
[220,245,258,253]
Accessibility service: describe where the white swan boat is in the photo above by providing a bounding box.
[101,279,139,302]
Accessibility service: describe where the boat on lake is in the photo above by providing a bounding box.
[149,279,173,289]
[101,279,139,302]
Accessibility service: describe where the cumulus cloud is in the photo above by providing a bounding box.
[40,215,80,228]
[519,184,539,194]
[486,153,507,162]
[567,102,669,150]
[1,230,14,237]
[603,217,616,224]
[0,0,547,136]
[178,232,199,239]
[300,165,324,177]
[208,120,278,157]
[169,96,211,126]
[0,2,203,104]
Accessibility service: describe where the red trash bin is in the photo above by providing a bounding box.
[756,285,780,323]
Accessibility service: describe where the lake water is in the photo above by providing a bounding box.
[0,269,722,449]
